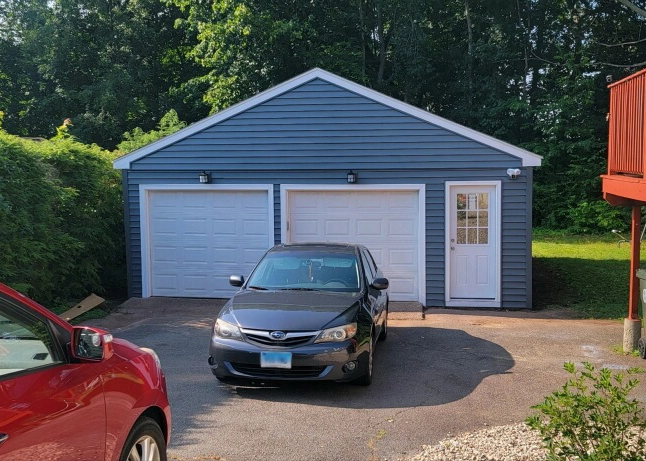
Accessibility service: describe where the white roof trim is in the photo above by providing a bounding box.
[113,68,542,169]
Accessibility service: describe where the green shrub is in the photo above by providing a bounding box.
[0,131,125,305]
[39,137,125,299]
[526,362,646,461]
[117,109,186,153]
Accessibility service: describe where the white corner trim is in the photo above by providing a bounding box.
[138,184,274,298]
[280,184,426,305]
[444,181,502,307]
[113,68,542,170]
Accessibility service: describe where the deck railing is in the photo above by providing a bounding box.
[608,69,646,177]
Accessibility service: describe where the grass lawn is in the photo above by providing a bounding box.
[533,232,646,319]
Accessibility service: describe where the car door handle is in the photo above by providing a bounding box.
[0,433,8,444]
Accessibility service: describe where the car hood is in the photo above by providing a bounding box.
[220,289,361,331]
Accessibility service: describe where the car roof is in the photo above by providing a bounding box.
[269,243,362,253]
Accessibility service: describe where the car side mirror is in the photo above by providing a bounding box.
[71,326,113,361]
[229,275,245,287]
[371,277,389,290]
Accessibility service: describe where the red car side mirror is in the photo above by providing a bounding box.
[71,326,114,361]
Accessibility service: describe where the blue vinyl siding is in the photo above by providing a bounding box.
[122,78,534,308]
[132,81,522,172]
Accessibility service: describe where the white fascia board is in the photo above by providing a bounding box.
[114,67,542,169]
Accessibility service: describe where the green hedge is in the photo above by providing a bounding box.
[0,131,125,306]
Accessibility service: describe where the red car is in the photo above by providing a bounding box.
[0,282,171,461]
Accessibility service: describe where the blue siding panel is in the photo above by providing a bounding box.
[122,78,534,308]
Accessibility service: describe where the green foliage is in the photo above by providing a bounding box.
[0,131,125,305]
[2,0,646,232]
[0,0,207,149]
[54,118,74,140]
[0,132,78,301]
[526,362,646,461]
[565,201,631,235]
[118,109,186,153]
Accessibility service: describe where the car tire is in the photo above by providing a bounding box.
[639,337,646,359]
[353,334,374,386]
[119,417,166,461]
[378,306,388,342]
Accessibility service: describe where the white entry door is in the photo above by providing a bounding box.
[285,188,423,302]
[447,183,500,305]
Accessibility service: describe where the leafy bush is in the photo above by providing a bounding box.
[0,133,80,300]
[566,201,631,235]
[0,131,125,305]
[526,362,646,461]
[40,137,126,300]
[117,109,186,153]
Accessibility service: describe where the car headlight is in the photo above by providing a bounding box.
[213,318,243,341]
[314,323,357,343]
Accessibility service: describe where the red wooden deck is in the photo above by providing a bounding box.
[603,68,646,206]
[602,69,646,323]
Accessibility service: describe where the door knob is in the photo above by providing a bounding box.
[0,433,9,444]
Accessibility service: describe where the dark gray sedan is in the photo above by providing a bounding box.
[208,243,389,385]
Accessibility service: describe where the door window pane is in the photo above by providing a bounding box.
[478,211,488,227]
[457,211,466,227]
[457,194,467,210]
[455,192,489,245]
[457,228,466,244]
[478,228,489,243]
[478,194,489,209]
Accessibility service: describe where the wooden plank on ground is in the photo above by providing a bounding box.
[59,294,105,321]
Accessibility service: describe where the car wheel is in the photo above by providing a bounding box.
[119,417,166,461]
[378,307,388,342]
[353,334,374,386]
[639,337,646,359]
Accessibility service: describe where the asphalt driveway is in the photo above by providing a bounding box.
[88,298,646,461]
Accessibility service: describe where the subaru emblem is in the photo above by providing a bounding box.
[270,331,286,340]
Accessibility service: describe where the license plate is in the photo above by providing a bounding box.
[260,351,292,369]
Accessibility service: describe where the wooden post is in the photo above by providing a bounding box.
[629,206,641,320]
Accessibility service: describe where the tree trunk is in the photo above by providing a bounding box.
[464,0,473,109]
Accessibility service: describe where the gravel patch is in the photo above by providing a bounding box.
[406,423,547,461]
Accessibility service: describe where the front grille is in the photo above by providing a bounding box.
[231,363,326,378]
[241,328,318,348]
[244,333,314,347]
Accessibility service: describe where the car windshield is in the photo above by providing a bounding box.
[247,250,361,292]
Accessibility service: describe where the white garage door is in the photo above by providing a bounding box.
[145,188,272,298]
[286,189,421,302]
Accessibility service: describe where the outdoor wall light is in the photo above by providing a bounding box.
[347,171,357,184]
[199,171,211,184]
[506,168,521,180]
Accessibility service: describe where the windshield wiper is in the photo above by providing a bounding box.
[282,287,318,291]
[248,285,268,291]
